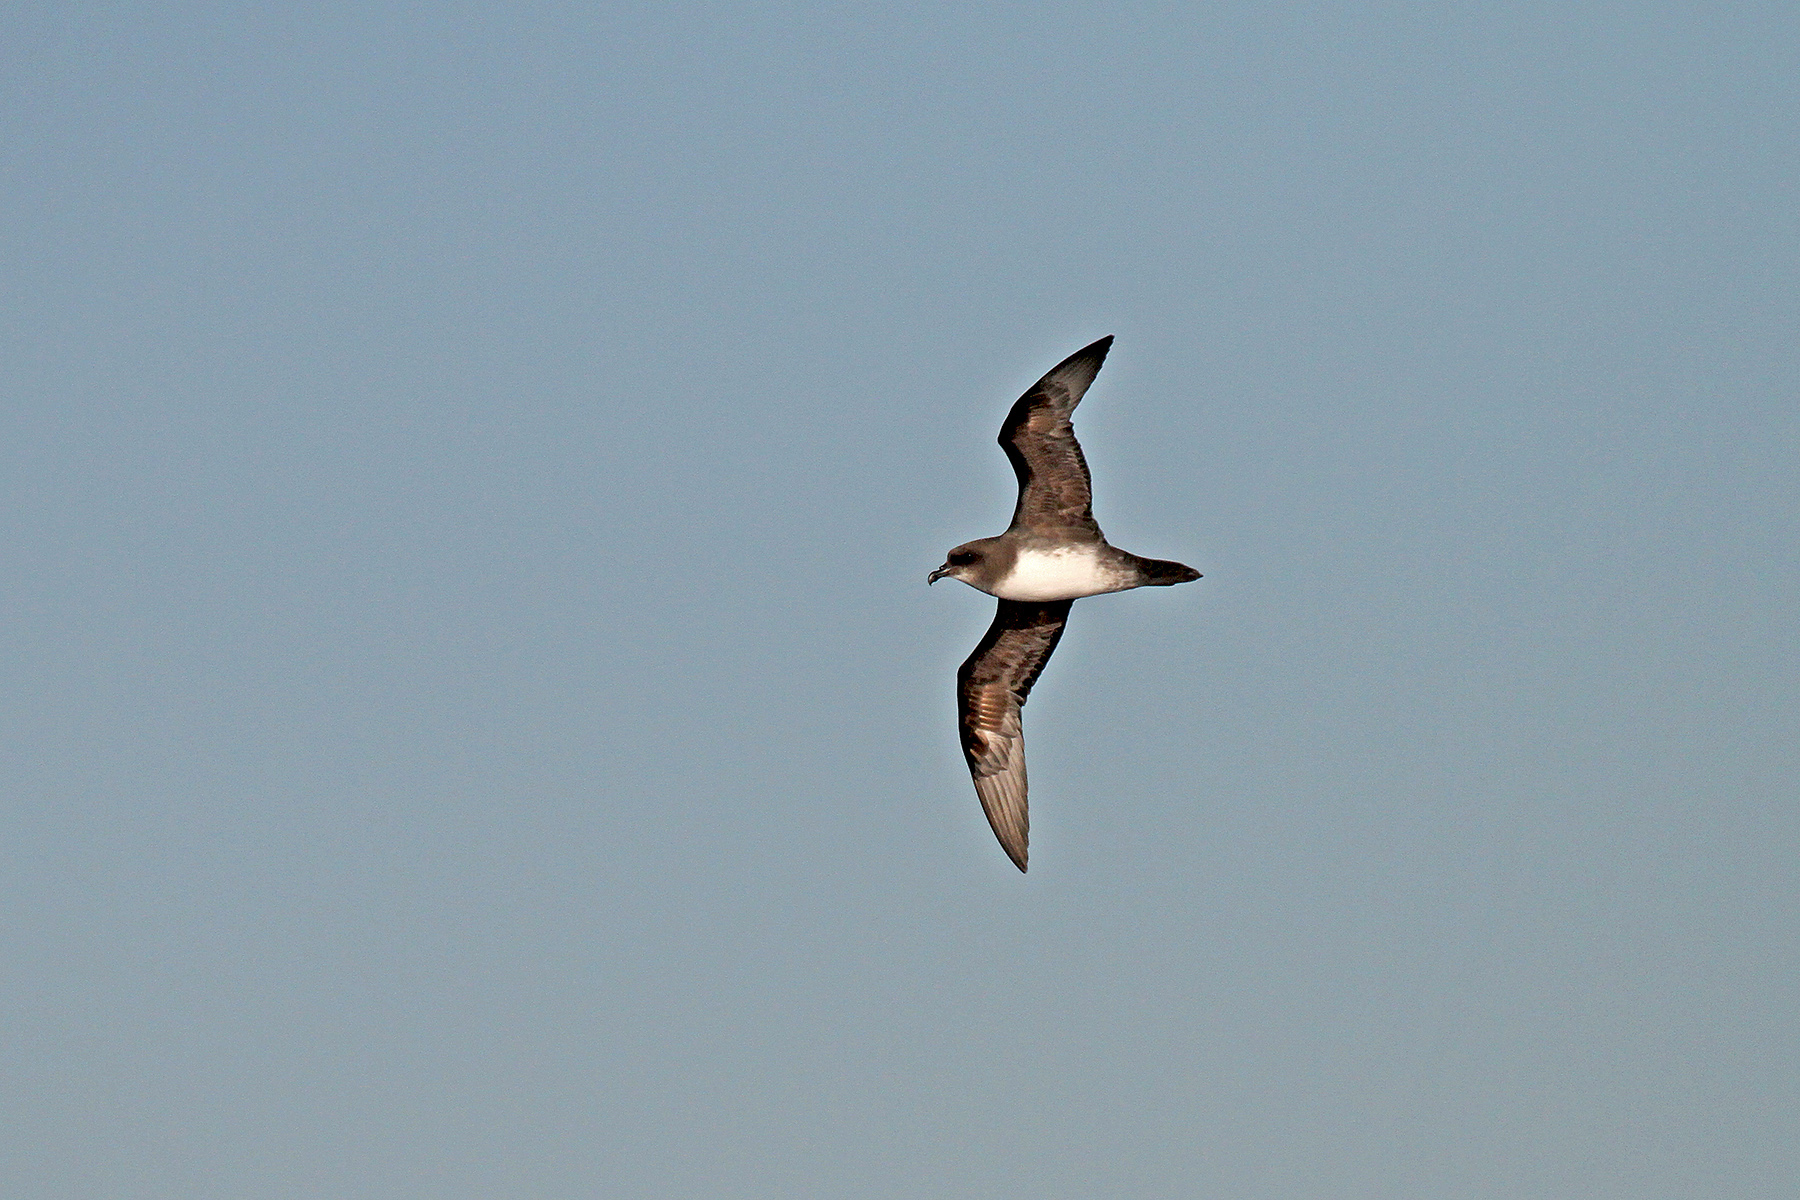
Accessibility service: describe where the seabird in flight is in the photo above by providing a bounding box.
[928,336,1201,871]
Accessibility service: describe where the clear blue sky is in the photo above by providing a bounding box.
[4,3,1796,1196]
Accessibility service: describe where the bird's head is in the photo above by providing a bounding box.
[928,541,989,587]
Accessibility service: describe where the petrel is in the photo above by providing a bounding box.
[929,336,1201,871]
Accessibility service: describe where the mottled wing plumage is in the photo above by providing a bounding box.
[957,599,1073,872]
[1000,335,1112,538]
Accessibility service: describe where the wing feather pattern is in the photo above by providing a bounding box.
[957,599,1073,871]
[1000,335,1112,538]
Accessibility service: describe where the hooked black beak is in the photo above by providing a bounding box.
[927,564,952,585]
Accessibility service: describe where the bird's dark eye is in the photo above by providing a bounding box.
[948,551,978,566]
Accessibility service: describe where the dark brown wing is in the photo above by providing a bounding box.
[956,599,1073,872]
[1000,336,1112,538]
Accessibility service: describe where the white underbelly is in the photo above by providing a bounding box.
[993,546,1123,602]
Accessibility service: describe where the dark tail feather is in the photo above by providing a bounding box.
[1140,558,1202,586]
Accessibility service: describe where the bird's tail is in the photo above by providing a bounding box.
[1139,558,1202,585]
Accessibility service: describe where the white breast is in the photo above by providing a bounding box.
[993,546,1124,602]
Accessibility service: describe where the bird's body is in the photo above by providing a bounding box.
[943,539,1194,602]
[929,336,1201,871]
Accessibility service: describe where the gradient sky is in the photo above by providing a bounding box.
[4,3,1796,1197]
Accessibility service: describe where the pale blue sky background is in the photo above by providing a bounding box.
[3,2,1796,1197]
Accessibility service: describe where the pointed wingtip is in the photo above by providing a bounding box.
[992,817,1029,873]
[1035,335,1114,381]
[1066,334,1113,370]
[974,773,1031,873]
[999,840,1029,872]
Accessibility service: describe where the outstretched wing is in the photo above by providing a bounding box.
[957,599,1073,872]
[1000,336,1112,538]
